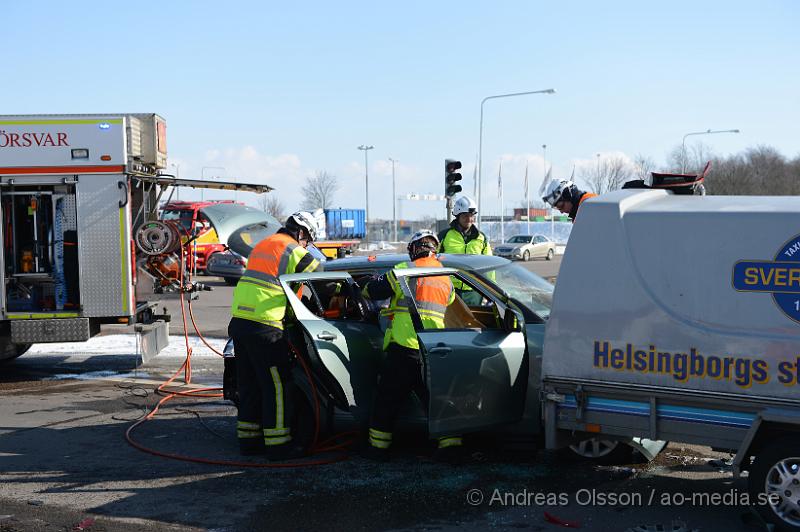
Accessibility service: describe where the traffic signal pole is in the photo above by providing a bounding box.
[445,159,463,221]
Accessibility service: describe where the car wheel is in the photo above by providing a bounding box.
[748,436,800,531]
[546,248,554,261]
[522,250,531,262]
[224,277,239,286]
[559,438,634,465]
[0,336,31,364]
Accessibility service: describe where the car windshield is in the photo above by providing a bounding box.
[475,262,553,318]
[161,209,194,232]
[507,235,531,243]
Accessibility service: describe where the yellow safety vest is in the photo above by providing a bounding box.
[438,227,493,290]
[383,256,454,350]
[230,232,321,330]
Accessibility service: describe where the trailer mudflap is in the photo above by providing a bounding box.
[135,320,169,363]
[10,318,98,343]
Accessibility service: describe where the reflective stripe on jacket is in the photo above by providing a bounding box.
[230,232,322,329]
[382,256,454,350]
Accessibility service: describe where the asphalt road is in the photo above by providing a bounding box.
[0,253,772,531]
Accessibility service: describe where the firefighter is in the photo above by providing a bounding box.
[361,230,464,462]
[228,211,323,459]
[437,196,492,306]
[542,179,597,222]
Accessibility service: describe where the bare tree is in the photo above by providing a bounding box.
[258,194,286,221]
[633,154,655,182]
[704,154,751,195]
[694,145,796,196]
[301,170,339,211]
[667,142,714,174]
[582,155,633,194]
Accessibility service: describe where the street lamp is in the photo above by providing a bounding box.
[681,129,740,173]
[201,166,226,201]
[357,145,374,241]
[595,153,601,180]
[477,88,556,224]
[389,157,398,242]
[170,163,180,201]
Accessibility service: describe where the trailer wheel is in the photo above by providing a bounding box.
[560,438,634,465]
[0,337,31,364]
[748,436,800,531]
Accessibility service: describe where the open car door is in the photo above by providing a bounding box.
[279,271,384,419]
[393,267,528,438]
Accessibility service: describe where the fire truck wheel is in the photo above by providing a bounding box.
[0,336,32,363]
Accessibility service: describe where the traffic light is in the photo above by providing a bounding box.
[445,159,462,198]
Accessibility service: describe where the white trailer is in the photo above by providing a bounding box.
[542,190,800,530]
[0,114,273,363]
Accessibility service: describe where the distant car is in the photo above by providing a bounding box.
[206,244,328,286]
[206,249,247,285]
[495,234,556,261]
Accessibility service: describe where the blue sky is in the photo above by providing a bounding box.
[4,1,798,220]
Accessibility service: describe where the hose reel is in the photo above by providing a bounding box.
[135,221,183,256]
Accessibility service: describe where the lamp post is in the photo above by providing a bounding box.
[477,88,556,224]
[357,145,374,241]
[681,129,740,173]
[201,166,226,201]
[388,157,398,242]
[543,144,554,239]
[595,153,601,181]
[170,163,180,201]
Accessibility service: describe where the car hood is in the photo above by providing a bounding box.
[228,221,327,263]
[227,220,283,256]
[200,203,279,245]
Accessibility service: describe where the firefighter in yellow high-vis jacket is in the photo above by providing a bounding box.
[228,211,322,459]
[361,230,463,463]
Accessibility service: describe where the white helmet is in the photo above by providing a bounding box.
[407,229,439,257]
[542,179,573,207]
[452,196,478,217]
[286,211,318,241]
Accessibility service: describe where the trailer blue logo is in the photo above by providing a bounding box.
[732,234,800,324]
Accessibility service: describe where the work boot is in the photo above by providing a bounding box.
[359,444,390,462]
[265,444,307,461]
[239,440,266,456]
[433,445,467,465]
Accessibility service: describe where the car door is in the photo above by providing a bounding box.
[279,271,385,419]
[393,267,528,437]
[531,236,544,258]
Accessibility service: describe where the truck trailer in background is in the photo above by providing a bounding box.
[313,208,365,259]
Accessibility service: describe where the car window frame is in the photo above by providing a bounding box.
[393,267,520,334]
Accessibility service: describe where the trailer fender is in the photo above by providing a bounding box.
[733,408,800,477]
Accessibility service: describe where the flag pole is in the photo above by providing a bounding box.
[524,161,530,234]
[498,163,504,244]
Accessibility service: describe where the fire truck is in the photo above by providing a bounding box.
[0,114,272,363]
[160,200,233,271]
